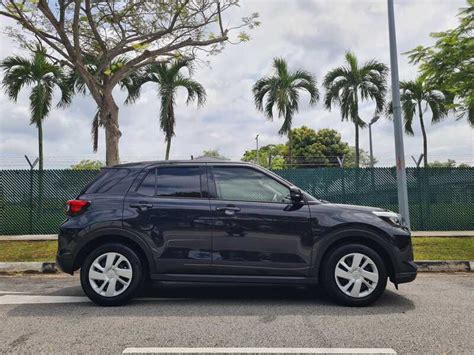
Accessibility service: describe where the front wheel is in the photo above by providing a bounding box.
[80,243,144,306]
[321,244,387,307]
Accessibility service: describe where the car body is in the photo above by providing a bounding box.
[57,160,417,306]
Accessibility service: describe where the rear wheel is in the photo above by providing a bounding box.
[321,244,387,306]
[80,243,143,306]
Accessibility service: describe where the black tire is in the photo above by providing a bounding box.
[80,243,144,306]
[321,243,388,307]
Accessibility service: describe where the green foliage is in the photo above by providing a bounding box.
[200,149,228,160]
[426,159,471,168]
[290,126,350,167]
[0,48,70,170]
[323,51,388,167]
[406,1,474,124]
[129,59,206,160]
[252,58,319,162]
[242,144,288,169]
[386,77,448,167]
[343,147,376,168]
[70,159,104,170]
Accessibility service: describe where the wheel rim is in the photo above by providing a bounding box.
[334,252,379,298]
[88,252,133,297]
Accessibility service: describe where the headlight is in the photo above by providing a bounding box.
[372,211,405,227]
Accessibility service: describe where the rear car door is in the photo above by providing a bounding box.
[123,165,213,274]
[208,165,313,277]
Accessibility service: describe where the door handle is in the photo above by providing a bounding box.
[216,206,241,215]
[130,203,153,211]
[216,206,241,212]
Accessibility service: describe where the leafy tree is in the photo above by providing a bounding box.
[0,49,70,170]
[344,147,376,168]
[200,149,228,160]
[290,126,350,167]
[387,77,448,167]
[323,52,388,167]
[129,59,205,160]
[406,1,473,124]
[66,56,142,152]
[428,159,457,168]
[0,1,259,166]
[71,159,104,170]
[242,144,288,169]
[252,58,319,162]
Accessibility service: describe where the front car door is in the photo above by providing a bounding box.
[208,165,313,277]
[123,165,213,274]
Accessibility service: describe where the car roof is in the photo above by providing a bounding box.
[111,159,255,169]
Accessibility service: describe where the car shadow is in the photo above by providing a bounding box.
[7,282,415,317]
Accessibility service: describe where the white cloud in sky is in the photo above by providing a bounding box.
[0,0,472,168]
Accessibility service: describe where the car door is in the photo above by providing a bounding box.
[123,165,213,274]
[208,165,313,277]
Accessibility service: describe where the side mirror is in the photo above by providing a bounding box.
[289,186,304,204]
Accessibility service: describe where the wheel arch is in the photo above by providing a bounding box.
[73,229,155,276]
[311,224,396,282]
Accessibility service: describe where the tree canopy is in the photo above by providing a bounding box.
[291,126,350,167]
[70,159,104,170]
[0,0,259,165]
[406,0,473,124]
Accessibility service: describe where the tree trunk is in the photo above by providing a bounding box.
[418,102,428,167]
[164,102,174,161]
[354,121,360,168]
[101,93,121,166]
[37,119,43,171]
[165,138,171,160]
[288,130,293,166]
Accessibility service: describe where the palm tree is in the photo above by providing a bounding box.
[1,49,70,170]
[252,58,319,163]
[323,52,388,167]
[128,59,206,160]
[387,77,448,167]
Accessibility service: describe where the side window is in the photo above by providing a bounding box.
[212,167,290,203]
[156,167,202,198]
[82,168,131,194]
[136,169,156,197]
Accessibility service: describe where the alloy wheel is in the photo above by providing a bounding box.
[334,252,379,298]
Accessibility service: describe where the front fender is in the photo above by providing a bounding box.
[309,225,397,280]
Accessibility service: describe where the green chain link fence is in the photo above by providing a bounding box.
[0,167,473,235]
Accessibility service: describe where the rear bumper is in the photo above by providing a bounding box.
[56,251,74,275]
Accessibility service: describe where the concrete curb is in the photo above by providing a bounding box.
[0,260,472,274]
[0,262,58,274]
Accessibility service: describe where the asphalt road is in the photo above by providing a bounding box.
[0,273,472,354]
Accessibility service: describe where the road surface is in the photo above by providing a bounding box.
[0,273,472,354]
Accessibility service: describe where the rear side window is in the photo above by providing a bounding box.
[82,168,131,194]
[136,166,204,198]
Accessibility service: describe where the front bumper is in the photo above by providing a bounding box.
[392,260,418,284]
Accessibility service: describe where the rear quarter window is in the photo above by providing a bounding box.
[82,168,132,194]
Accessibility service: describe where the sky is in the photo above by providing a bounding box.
[0,0,473,169]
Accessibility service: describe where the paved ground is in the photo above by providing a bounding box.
[0,273,472,354]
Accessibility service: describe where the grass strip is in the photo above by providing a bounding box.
[0,237,472,262]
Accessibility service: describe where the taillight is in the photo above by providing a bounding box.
[66,200,90,216]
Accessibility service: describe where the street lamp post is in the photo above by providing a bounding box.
[255,134,260,165]
[387,0,410,228]
[369,115,380,168]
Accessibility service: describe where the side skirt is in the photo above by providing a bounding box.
[150,273,319,285]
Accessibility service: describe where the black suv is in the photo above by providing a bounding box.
[57,160,417,306]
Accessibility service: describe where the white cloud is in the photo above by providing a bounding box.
[0,0,472,168]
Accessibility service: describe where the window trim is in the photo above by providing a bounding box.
[208,165,296,205]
